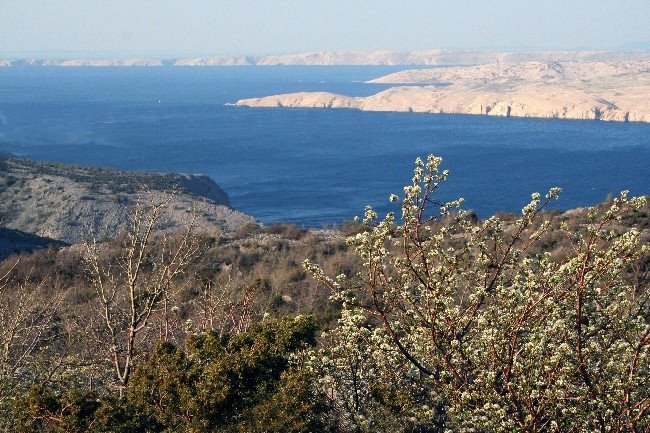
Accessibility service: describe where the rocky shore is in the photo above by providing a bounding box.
[234,60,650,123]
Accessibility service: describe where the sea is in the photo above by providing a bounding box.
[0,66,648,226]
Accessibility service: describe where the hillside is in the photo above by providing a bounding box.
[235,60,650,122]
[0,158,256,244]
[366,60,649,84]
[1,49,648,67]
[0,227,66,259]
[1,181,648,431]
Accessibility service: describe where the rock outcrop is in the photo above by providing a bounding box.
[235,60,650,123]
[0,158,256,244]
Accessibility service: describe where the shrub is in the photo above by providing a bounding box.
[128,315,325,431]
[15,317,327,433]
[264,223,308,240]
[305,155,650,432]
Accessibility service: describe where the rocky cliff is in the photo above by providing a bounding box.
[0,158,256,244]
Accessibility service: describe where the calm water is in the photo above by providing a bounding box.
[0,66,648,225]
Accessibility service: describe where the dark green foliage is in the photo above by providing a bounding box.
[127,315,321,431]
[240,370,333,433]
[16,387,99,433]
[14,316,328,433]
[237,251,261,273]
[15,387,153,433]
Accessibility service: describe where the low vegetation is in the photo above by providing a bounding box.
[0,156,647,432]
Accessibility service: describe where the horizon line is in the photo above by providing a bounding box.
[2,46,649,61]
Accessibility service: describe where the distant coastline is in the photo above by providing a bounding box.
[1,49,649,67]
[234,60,650,123]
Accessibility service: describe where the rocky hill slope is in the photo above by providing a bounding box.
[0,158,256,244]
[234,60,650,122]
[0,227,66,259]
[367,60,648,84]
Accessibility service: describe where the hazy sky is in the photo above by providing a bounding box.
[1,1,648,57]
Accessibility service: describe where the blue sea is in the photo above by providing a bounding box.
[0,66,648,225]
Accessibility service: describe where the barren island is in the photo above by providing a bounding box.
[235,58,650,123]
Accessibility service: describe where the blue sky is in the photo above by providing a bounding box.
[1,1,648,57]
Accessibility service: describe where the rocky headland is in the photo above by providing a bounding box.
[0,157,256,245]
[234,60,650,123]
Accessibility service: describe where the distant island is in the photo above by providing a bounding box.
[234,59,650,123]
[1,48,649,67]
[5,48,649,122]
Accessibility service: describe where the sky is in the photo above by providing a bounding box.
[1,1,648,58]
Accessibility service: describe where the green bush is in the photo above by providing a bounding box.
[14,316,328,433]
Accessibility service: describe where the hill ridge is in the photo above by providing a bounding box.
[0,158,256,244]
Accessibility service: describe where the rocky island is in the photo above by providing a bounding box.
[234,60,650,122]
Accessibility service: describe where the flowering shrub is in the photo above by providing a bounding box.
[305,155,649,432]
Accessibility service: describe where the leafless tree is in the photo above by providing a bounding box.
[0,260,61,404]
[194,277,262,335]
[84,192,198,395]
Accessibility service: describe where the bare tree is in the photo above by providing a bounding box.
[0,260,61,405]
[194,277,263,335]
[84,192,198,395]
